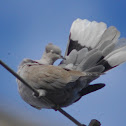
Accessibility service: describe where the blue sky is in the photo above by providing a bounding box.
[0,0,126,126]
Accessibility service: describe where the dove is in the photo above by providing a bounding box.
[17,19,126,110]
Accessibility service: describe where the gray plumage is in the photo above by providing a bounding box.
[17,18,126,109]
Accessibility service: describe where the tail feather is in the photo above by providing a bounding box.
[102,42,115,56]
[77,51,102,71]
[96,26,120,49]
[60,18,126,74]
[104,51,126,68]
[75,48,88,65]
[65,49,78,65]
[105,45,126,59]
[115,38,126,49]
[85,65,105,73]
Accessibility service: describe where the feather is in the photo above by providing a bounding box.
[65,19,106,55]
[77,51,102,71]
[79,83,105,96]
[96,26,120,49]
[75,48,88,65]
[106,51,126,67]
[64,49,78,65]
[85,65,105,73]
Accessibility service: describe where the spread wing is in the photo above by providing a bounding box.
[60,19,126,74]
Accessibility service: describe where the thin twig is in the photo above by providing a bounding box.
[0,60,39,96]
[0,60,86,126]
[57,107,86,126]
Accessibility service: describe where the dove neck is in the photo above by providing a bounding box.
[40,52,54,65]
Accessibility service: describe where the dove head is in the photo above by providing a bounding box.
[39,43,64,65]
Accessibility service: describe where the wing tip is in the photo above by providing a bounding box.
[80,83,105,96]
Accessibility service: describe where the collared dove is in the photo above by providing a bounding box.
[17,19,126,109]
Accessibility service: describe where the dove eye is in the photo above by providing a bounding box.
[50,50,53,52]
[50,50,55,54]
[50,50,60,55]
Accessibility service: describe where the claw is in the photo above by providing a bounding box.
[53,105,60,111]
[32,89,46,98]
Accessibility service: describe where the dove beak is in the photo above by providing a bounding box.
[60,55,66,60]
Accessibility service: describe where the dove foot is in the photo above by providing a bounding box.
[32,89,46,98]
